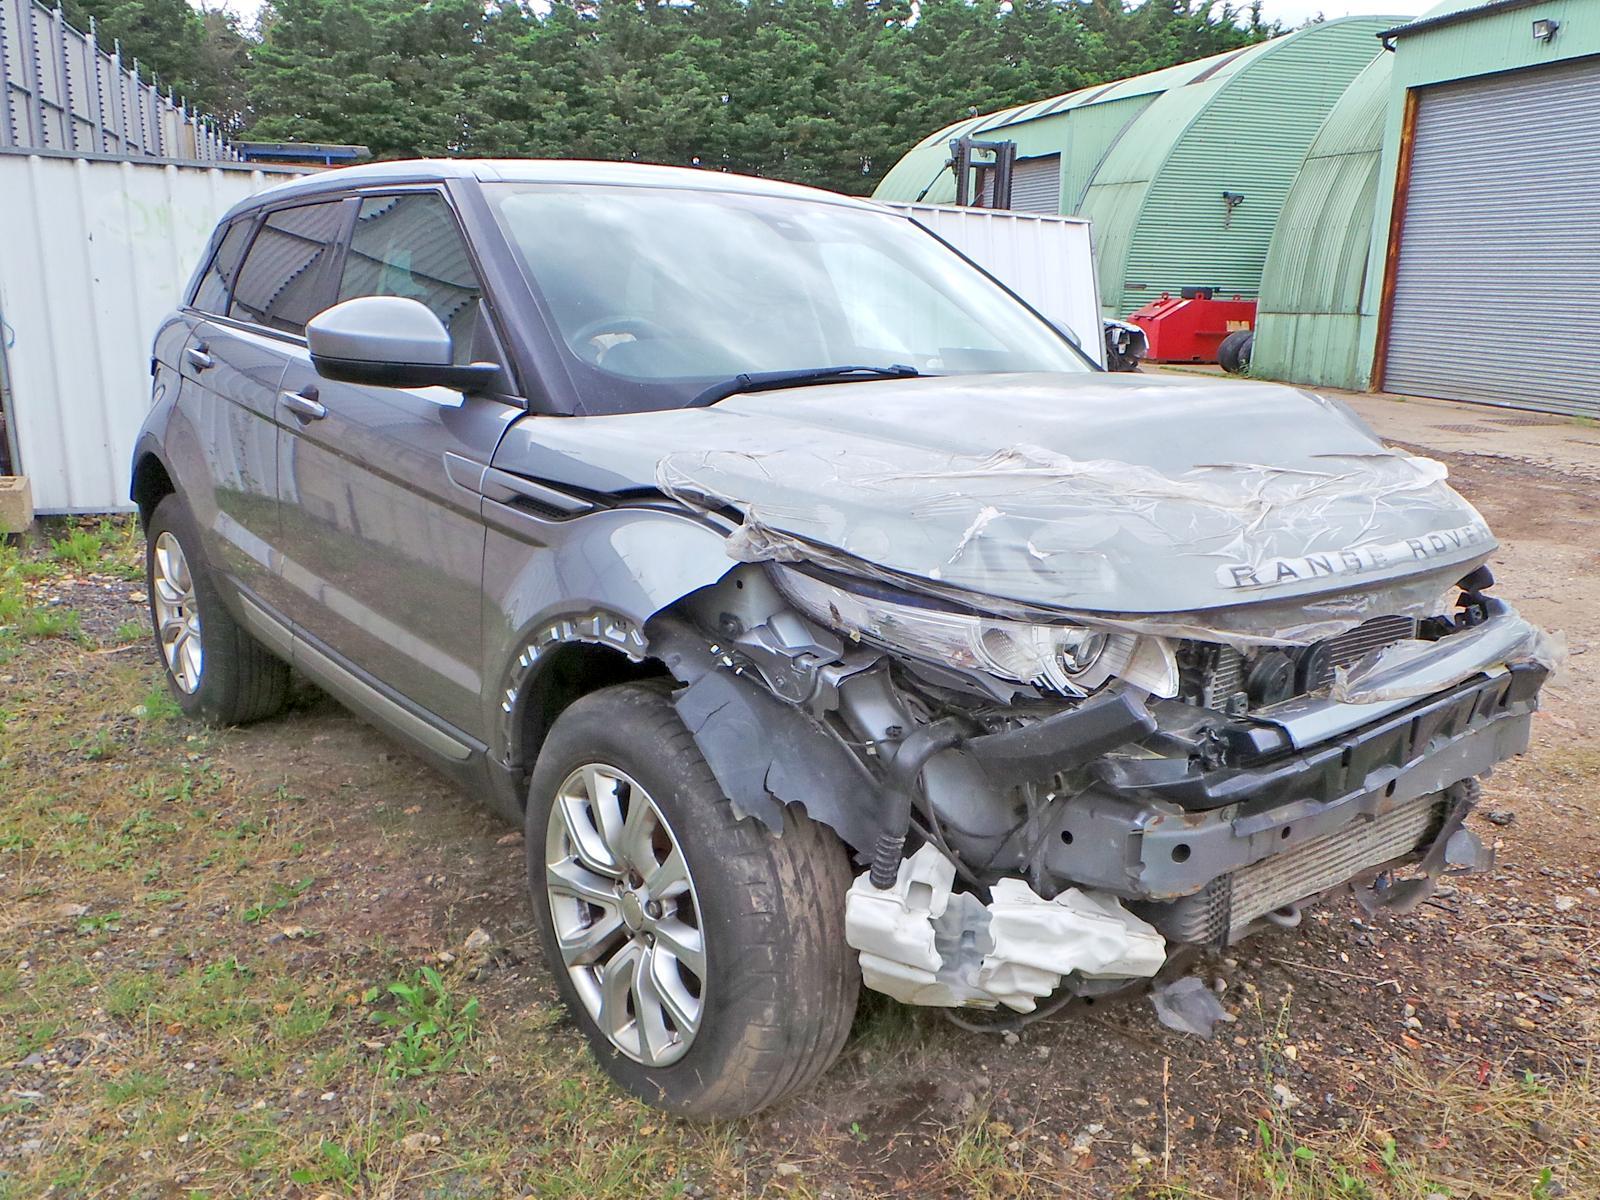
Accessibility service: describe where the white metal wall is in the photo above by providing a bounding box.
[0,151,301,511]
[884,202,1106,366]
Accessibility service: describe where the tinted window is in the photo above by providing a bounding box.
[229,200,348,334]
[338,194,483,361]
[191,218,253,314]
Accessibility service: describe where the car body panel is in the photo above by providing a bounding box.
[491,371,1492,630]
[276,343,521,738]
[169,317,291,612]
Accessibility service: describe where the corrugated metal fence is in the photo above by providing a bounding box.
[0,152,301,512]
[1,0,236,161]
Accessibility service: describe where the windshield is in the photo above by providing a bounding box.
[485,183,1091,413]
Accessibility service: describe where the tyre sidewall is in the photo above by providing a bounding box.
[525,685,815,1115]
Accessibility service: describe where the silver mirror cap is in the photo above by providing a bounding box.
[307,295,453,367]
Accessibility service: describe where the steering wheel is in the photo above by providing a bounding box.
[570,315,673,365]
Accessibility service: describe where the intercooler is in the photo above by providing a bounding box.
[1144,790,1447,945]
[1205,614,1420,710]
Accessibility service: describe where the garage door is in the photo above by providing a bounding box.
[1383,56,1600,417]
[977,154,1061,213]
[1009,155,1062,214]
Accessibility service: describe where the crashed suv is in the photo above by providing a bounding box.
[132,160,1551,1117]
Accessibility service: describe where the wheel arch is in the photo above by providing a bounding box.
[502,616,673,794]
[130,441,177,530]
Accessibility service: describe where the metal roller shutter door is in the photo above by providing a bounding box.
[1384,56,1600,418]
[1010,155,1062,214]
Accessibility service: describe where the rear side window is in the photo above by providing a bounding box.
[229,200,348,335]
[191,218,253,314]
[338,194,484,361]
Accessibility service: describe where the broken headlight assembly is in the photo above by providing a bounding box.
[772,565,1178,697]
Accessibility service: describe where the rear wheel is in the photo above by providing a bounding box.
[526,682,858,1118]
[145,494,289,725]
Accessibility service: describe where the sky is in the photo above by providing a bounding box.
[195,0,1434,29]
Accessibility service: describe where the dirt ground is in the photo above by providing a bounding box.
[1,406,1597,1199]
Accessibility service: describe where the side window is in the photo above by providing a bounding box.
[228,200,348,335]
[338,194,484,363]
[191,218,253,315]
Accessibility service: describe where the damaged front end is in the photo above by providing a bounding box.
[620,395,1555,1015]
[646,554,1549,1014]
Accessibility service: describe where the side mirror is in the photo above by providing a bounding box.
[307,296,500,392]
[1049,319,1082,349]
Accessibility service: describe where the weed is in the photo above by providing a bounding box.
[49,527,105,570]
[241,877,313,924]
[289,1138,366,1189]
[75,912,123,935]
[200,956,252,984]
[370,966,480,1078]
[72,727,118,762]
[135,684,181,721]
[23,606,81,639]
[113,619,147,644]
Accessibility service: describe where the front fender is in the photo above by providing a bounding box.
[482,504,737,760]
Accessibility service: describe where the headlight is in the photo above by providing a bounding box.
[774,567,1177,697]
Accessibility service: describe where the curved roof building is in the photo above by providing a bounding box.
[872,17,1396,316]
[1250,53,1392,390]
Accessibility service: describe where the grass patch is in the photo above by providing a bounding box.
[49,527,107,571]
[1,514,1596,1199]
[370,965,481,1078]
[22,605,80,640]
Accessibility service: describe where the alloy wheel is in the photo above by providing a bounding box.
[544,763,707,1066]
[151,531,203,694]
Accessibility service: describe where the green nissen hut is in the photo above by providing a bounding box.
[1255,0,1600,416]
[872,17,1395,317]
[1251,52,1394,391]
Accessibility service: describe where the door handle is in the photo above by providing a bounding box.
[185,344,214,371]
[281,385,326,421]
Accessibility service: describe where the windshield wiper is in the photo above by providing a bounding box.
[689,364,920,408]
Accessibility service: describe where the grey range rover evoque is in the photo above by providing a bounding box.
[132,159,1553,1117]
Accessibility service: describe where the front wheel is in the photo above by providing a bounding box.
[526,682,858,1118]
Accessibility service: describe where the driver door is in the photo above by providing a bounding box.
[275,191,520,740]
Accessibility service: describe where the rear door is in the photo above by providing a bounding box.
[187,198,353,622]
[274,190,522,741]
[171,212,288,611]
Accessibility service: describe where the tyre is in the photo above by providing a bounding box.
[145,493,290,725]
[1218,329,1253,374]
[526,682,858,1118]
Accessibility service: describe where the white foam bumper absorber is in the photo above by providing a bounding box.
[844,845,1167,1012]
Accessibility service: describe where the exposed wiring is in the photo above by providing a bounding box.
[940,975,1153,1036]
[941,989,1081,1034]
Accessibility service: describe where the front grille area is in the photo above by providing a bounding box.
[1306,615,1420,691]
[1145,791,1447,945]
[1190,615,1421,712]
